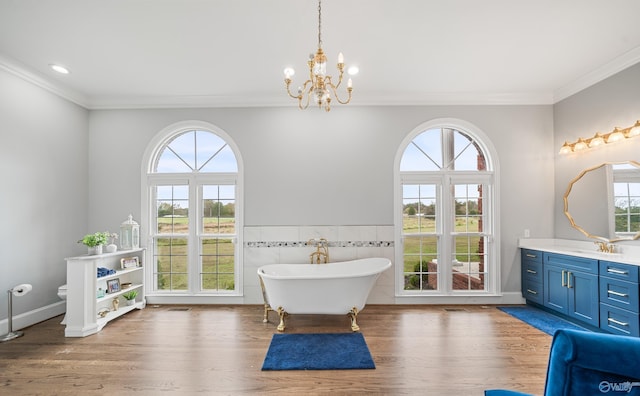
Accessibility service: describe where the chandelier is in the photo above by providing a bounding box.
[283,0,354,112]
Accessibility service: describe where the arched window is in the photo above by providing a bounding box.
[395,119,499,297]
[142,121,243,297]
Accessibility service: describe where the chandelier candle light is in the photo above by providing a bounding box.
[284,0,356,112]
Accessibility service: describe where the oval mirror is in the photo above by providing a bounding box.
[564,161,640,243]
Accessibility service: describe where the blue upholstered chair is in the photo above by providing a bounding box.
[485,329,640,396]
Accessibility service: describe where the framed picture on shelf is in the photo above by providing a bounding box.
[120,256,139,269]
[107,278,120,294]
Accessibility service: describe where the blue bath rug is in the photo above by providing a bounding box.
[261,332,375,370]
[498,305,588,336]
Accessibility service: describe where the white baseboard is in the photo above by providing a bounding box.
[0,293,526,335]
[394,291,526,305]
[145,295,246,305]
[0,301,65,335]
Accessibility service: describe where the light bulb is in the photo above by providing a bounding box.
[627,121,640,138]
[573,138,588,151]
[284,67,295,79]
[606,128,625,143]
[588,133,604,148]
[559,142,573,154]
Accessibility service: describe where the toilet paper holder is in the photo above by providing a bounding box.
[0,283,33,342]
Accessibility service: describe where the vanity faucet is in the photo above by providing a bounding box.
[595,241,615,253]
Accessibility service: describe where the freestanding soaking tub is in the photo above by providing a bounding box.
[257,258,392,332]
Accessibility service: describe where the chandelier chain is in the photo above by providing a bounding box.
[317,0,322,49]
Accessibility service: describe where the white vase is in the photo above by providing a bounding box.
[106,243,118,253]
[88,245,103,255]
[126,299,136,306]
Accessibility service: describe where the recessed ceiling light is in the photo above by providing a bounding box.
[49,64,70,74]
[347,66,359,76]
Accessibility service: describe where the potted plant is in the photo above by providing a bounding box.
[122,290,138,306]
[78,231,110,255]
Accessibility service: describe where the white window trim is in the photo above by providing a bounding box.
[140,120,244,301]
[393,118,501,299]
[609,165,640,237]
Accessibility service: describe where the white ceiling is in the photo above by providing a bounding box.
[1,0,640,109]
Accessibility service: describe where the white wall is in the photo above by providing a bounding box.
[554,63,640,244]
[0,70,563,330]
[88,104,554,301]
[5,57,639,327]
[0,68,89,331]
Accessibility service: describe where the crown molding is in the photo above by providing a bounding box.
[0,53,89,108]
[85,95,290,110]
[86,91,555,110]
[554,45,640,103]
[347,92,555,106]
[3,49,638,110]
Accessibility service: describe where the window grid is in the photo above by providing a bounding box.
[200,185,236,291]
[402,184,439,291]
[452,183,487,291]
[614,182,640,234]
[154,237,188,291]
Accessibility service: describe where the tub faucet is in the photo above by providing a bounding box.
[308,238,329,264]
[595,241,615,253]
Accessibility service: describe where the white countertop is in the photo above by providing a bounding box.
[518,238,640,266]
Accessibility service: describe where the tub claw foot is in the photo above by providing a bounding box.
[349,307,360,332]
[276,307,287,332]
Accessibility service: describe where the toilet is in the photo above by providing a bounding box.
[58,284,67,324]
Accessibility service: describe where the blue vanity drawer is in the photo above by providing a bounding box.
[599,277,639,313]
[523,280,543,305]
[522,249,542,264]
[600,303,640,337]
[523,261,543,283]
[543,252,598,274]
[600,261,639,283]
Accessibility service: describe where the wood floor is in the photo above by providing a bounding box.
[0,305,551,395]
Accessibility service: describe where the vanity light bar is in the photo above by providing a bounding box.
[559,120,640,154]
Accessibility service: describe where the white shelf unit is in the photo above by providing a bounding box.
[64,248,146,337]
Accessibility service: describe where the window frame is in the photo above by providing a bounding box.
[141,121,243,299]
[394,118,500,298]
[610,165,640,237]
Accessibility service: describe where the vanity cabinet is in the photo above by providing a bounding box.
[521,249,544,305]
[64,249,145,337]
[542,252,599,327]
[599,261,640,336]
